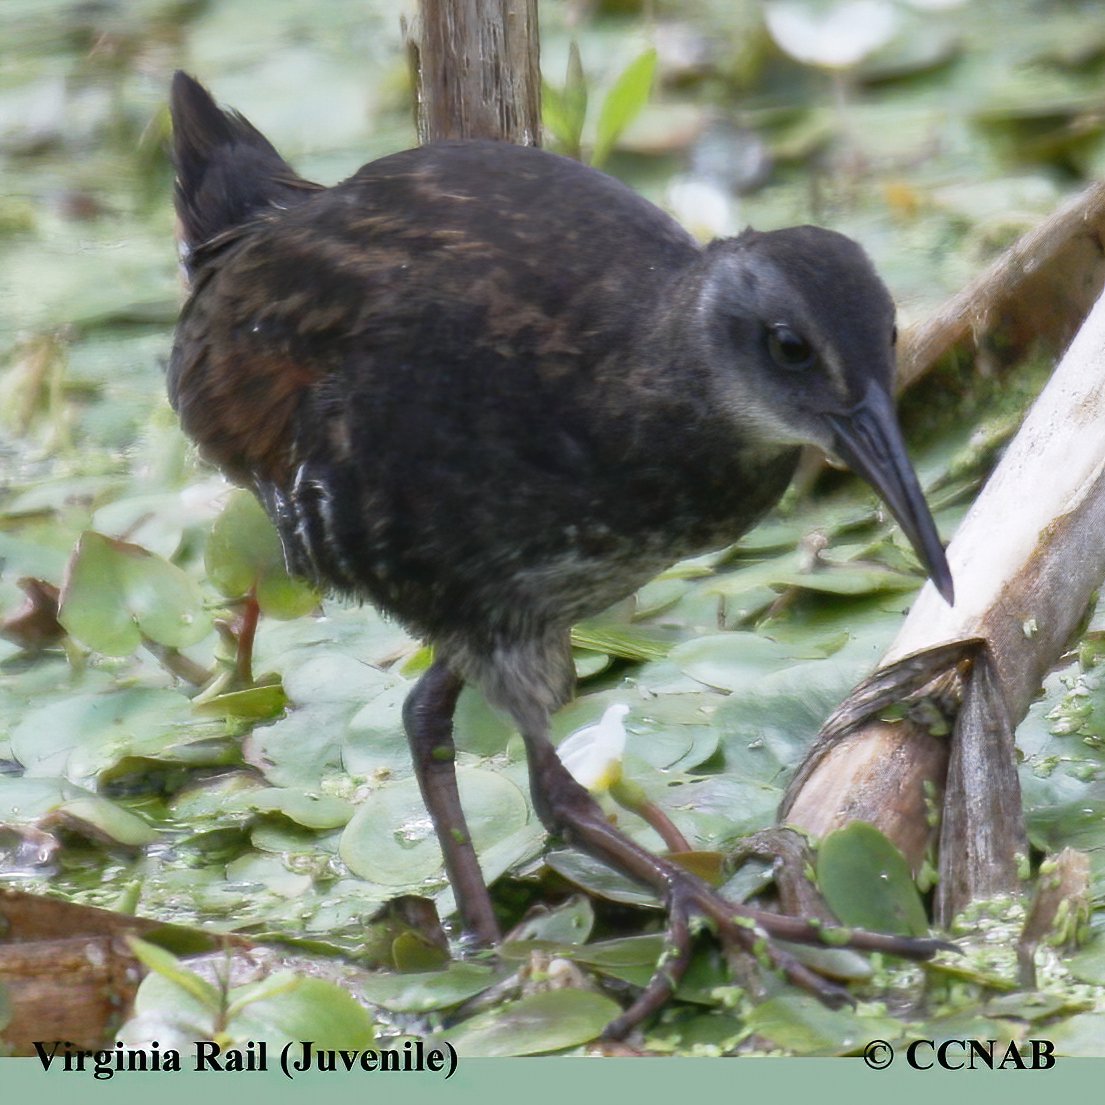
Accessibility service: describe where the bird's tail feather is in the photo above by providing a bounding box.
[169,71,319,266]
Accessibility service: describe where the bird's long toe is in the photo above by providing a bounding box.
[600,862,951,1038]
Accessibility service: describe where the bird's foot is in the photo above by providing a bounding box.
[517,730,951,1039]
[601,858,952,1040]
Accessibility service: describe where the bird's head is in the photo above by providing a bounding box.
[693,225,953,604]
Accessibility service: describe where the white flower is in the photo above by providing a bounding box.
[667,178,742,241]
[179,476,232,522]
[557,703,629,793]
[764,1,897,69]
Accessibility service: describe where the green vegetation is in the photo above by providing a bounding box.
[3,0,1105,1057]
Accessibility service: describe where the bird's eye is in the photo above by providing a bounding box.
[766,325,814,370]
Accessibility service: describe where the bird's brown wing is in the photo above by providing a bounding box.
[170,140,699,490]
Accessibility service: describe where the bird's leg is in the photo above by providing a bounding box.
[403,661,500,946]
[515,711,948,1038]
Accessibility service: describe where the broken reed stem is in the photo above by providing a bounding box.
[784,283,1105,917]
[898,179,1105,390]
[885,284,1105,708]
[413,0,541,145]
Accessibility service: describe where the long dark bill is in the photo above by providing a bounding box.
[828,382,955,605]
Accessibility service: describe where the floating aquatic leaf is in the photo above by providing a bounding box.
[10,686,199,783]
[745,992,902,1055]
[816,821,928,937]
[447,989,621,1057]
[58,531,212,656]
[1049,1012,1105,1057]
[339,768,529,888]
[194,680,288,720]
[544,849,659,907]
[50,796,159,846]
[360,961,508,1013]
[671,632,803,693]
[227,786,354,830]
[205,490,319,619]
[508,895,595,945]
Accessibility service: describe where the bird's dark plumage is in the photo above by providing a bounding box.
[170,71,321,253]
[168,71,953,1032]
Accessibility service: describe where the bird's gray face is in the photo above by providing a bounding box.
[697,225,953,604]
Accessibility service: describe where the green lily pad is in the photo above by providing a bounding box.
[773,941,874,982]
[577,942,733,1005]
[228,971,377,1048]
[646,1011,747,1053]
[639,771,780,842]
[705,552,802,598]
[169,773,268,821]
[339,768,530,887]
[91,492,191,561]
[390,930,450,972]
[434,818,548,920]
[1066,933,1105,985]
[225,853,314,898]
[633,577,692,619]
[716,658,867,786]
[1049,1012,1105,1057]
[543,849,659,907]
[983,990,1090,1022]
[816,822,929,937]
[195,681,288,719]
[360,961,508,1013]
[205,490,318,619]
[452,685,516,757]
[573,648,612,679]
[500,933,731,1004]
[227,787,354,830]
[10,686,198,783]
[630,718,719,775]
[509,933,664,968]
[243,701,355,789]
[58,530,212,655]
[746,993,903,1055]
[551,691,721,776]
[447,989,622,1056]
[50,796,159,846]
[0,776,72,823]
[508,895,595,945]
[670,632,802,693]
[769,562,922,596]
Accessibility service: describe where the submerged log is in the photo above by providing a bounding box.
[0,889,244,1054]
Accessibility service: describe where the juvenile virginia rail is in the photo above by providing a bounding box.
[168,72,953,1035]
